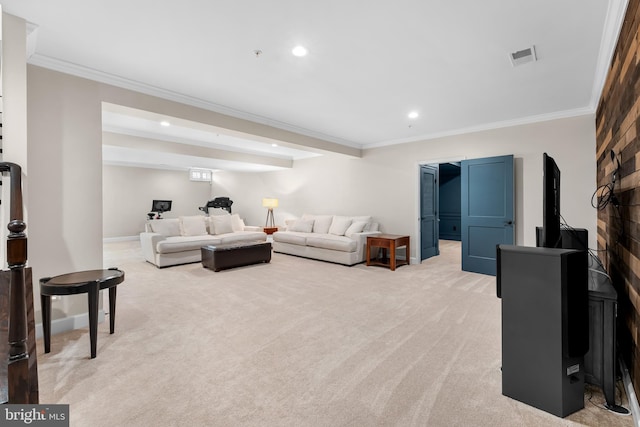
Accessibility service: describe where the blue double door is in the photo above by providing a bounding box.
[420,155,514,276]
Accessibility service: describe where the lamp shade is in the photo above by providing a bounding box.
[262,198,279,209]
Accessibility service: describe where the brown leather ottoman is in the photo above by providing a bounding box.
[201,241,272,272]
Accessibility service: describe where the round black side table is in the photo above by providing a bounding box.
[40,268,124,359]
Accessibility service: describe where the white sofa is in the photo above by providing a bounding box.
[140,214,267,268]
[272,214,380,266]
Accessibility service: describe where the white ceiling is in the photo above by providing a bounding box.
[0,0,628,171]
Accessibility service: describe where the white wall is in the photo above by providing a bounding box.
[210,171,280,226]
[217,115,598,259]
[102,165,213,238]
[102,165,268,238]
[27,61,104,320]
[2,13,28,264]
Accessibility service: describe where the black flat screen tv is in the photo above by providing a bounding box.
[151,200,172,213]
[542,153,561,248]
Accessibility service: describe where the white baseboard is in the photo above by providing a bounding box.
[103,236,138,243]
[35,310,105,339]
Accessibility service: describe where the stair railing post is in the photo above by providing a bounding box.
[0,162,31,403]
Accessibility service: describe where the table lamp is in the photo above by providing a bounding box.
[262,198,278,228]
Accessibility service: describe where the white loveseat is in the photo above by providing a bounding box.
[140,214,267,268]
[272,214,380,266]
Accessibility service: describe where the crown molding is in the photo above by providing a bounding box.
[27,54,363,150]
[366,107,595,149]
[368,0,627,150]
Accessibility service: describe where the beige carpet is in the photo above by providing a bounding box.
[35,240,632,426]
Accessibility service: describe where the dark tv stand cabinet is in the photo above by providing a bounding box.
[584,258,621,411]
[537,227,625,412]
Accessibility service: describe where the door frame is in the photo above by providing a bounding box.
[414,156,466,262]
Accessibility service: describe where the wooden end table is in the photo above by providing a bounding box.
[366,234,410,271]
[40,268,124,359]
[263,227,278,235]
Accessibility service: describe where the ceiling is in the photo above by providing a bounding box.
[101,103,321,172]
[0,0,628,172]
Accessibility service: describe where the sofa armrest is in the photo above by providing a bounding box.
[351,230,382,242]
[140,232,166,263]
[243,225,263,232]
[350,230,382,262]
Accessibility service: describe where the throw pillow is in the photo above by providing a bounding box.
[329,216,352,236]
[284,218,297,230]
[344,221,368,237]
[301,214,332,232]
[230,214,245,232]
[149,219,181,236]
[311,215,333,234]
[179,216,208,236]
[209,215,234,235]
[300,214,317,230]
[289,219,314,233]
[363,222,380,232]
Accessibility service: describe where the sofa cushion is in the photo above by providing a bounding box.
[156,235,220,254]
[289,219,314,233]
[315,216,333,233]
[345,221,368,237]
[272,231,308,245]
[208,208,231,216]
[230,214,245,232]
[180,216,208,236]
[306,234,357,252]
[329,216,352,236]
[210,215,234,235]
[302,214,333,234]
[149,218,181,236]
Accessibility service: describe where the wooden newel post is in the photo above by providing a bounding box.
[0,162,33,403]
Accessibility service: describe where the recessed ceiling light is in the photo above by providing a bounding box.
[160,121,171,127]
[292,46,308,57]
[408,111,419,119]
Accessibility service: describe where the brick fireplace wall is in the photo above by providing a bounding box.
[596,0,640,395]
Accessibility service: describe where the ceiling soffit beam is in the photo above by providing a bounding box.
[102,132,292,169]
[99,99,362,158]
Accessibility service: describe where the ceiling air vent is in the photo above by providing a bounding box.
[509,45,537,67]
